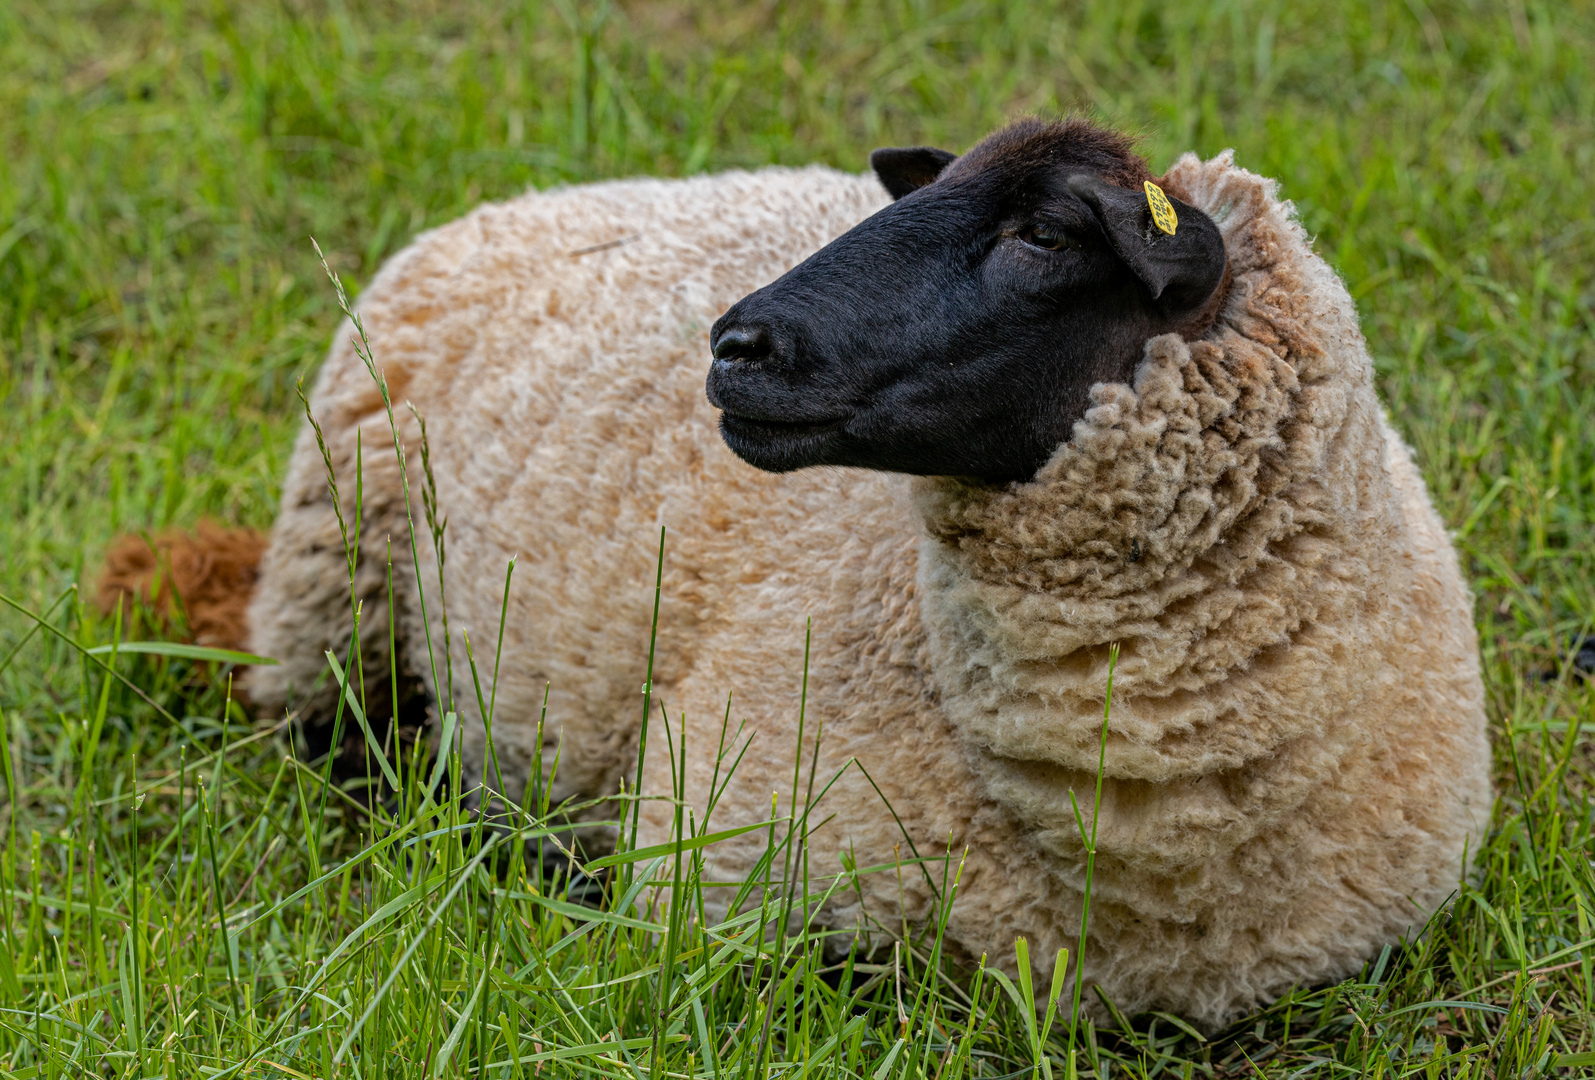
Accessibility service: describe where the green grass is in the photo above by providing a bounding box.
[3,0,1595,1075]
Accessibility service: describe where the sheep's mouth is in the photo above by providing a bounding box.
[717,412,848,472]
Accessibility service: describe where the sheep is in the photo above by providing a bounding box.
[103,118,1492,1027]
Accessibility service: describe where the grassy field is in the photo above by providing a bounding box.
[3,0,1595,1075]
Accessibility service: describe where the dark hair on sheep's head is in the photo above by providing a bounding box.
[706,117,1230,482]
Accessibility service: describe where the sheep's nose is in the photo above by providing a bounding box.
[711,324,772,363]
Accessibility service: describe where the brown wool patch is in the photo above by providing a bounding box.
[97,522,267,652]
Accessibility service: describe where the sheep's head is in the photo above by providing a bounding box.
[706,118,1229,482]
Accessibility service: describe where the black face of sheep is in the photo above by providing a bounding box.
[706,119,1230,483]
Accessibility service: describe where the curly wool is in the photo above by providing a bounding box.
[243,151,1491,1027]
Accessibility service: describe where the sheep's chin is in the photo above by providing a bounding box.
[717,413,847,473]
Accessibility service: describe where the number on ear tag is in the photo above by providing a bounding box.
[1144,181,1179,236]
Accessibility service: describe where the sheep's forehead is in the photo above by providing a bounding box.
[938,118,1152,193]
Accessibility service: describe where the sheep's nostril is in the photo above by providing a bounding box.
[711,325,772,363]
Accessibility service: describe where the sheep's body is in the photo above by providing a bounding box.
[246,154,1491,1026]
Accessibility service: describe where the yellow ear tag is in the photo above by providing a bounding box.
[1144,181,1178,236]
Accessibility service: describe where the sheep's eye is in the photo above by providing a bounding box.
[1022,224,1073,251]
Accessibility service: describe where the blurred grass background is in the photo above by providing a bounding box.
[3,0,1595,1076]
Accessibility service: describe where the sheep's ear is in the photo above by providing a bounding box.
[871,146,957,200]
[1067,173,1227,316]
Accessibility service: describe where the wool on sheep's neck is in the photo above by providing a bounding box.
[912,152,1417,881]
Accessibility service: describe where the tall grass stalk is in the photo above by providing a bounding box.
[1066,643,1118,1070]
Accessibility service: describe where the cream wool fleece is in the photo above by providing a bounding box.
[247,151,1491,1027]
